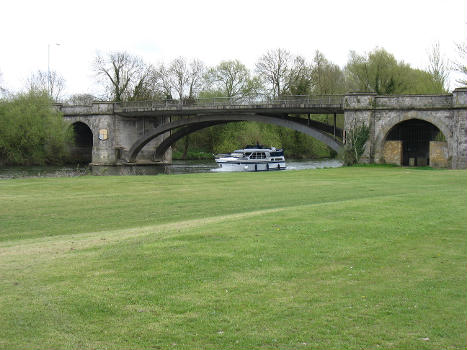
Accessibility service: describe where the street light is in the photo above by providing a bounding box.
[48,43,61,96]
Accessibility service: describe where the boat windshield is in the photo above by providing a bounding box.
[231,153,243,158]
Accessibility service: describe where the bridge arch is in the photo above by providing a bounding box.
[154,121,228,159]
[127,114,343,162]
[374,112,452,166]
[70,121,93,163]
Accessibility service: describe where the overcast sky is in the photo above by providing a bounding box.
[1,0,465,97]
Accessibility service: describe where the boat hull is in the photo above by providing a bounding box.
[215,161,286,172]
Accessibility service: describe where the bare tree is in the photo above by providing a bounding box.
[169,57,189,101]
[94,51,153,102]
[0,69,6,97]
[452,42,467,86]
[187,59,206,99]
[26,70,65,101]
[255,48,292,98]
[67,93,97,105]
[207,59,254,99]
[156,63,174,99]
[129,64,164,101]
[168,57,206,101]
[287,55,314,95]
[427,42,449,91]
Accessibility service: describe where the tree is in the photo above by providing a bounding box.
[156,63,174,99]
[94,51,159,102]
[168,57,189,101]
[0,70,6,98]
[67,93,97,105]
[168,57,206,101]
[206,59,262,101]
[286,55,314,95]
[256,48,293,98]
[0,91,72,165]
[26,70,65,102]
[452,42,467,86]
[345,48,409,94]
[345,47,446,95]
[344,120,370,165]
[311,51,346,94]
[427,42,449,92]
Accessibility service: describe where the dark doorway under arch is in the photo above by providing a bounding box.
[70,122,93,164]
[386,119,445,166]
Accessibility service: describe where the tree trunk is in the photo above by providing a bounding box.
[182,135,190,159]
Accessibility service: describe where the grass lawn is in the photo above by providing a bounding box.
[0,167,466,349]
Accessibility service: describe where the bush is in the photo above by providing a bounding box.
[342,121,370,165]
[0,91,72,165]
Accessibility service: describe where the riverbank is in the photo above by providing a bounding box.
[0,159,342,178]
[0,167,466,349]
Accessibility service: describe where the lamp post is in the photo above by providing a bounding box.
[48,43,61,96]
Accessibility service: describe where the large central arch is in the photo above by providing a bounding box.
[126,113,343,162]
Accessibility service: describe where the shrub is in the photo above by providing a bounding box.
[0,91,72,165]
[343,120,370,165]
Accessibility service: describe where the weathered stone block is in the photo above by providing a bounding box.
[429,141,449,168]
[383,141,402,166]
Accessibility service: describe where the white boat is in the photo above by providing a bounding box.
[215,145,286,172]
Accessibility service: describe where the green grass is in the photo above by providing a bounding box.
[0,167,466,349]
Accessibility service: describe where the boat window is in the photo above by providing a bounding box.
[250,152,266,159]
[270,151,283,157]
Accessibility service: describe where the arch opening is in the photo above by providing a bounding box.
[384,119,446,166]
[70,122,93,164]
[128,114,343,162]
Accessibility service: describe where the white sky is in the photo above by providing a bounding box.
[1,0,466,97]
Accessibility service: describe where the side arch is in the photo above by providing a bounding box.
[374,111,452,164]
[69,121,93,164]
[127,114,343,162]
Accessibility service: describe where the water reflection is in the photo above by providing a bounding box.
[0,159,342,178]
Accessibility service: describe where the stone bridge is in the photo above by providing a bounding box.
[59,88,467,169]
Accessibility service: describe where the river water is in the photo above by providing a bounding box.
[0,159,342,179]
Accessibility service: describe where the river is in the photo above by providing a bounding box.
[0,159,342,179]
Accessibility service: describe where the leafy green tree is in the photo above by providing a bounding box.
[345,48,409,94]
[311,51,346,94]
[345,47,447,94]
[0,91,72,165]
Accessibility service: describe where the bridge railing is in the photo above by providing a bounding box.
[116,95,344,110]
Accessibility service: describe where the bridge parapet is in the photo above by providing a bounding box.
[374,94,453,110]
[58,102,114,116]
[114,95,344,116]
